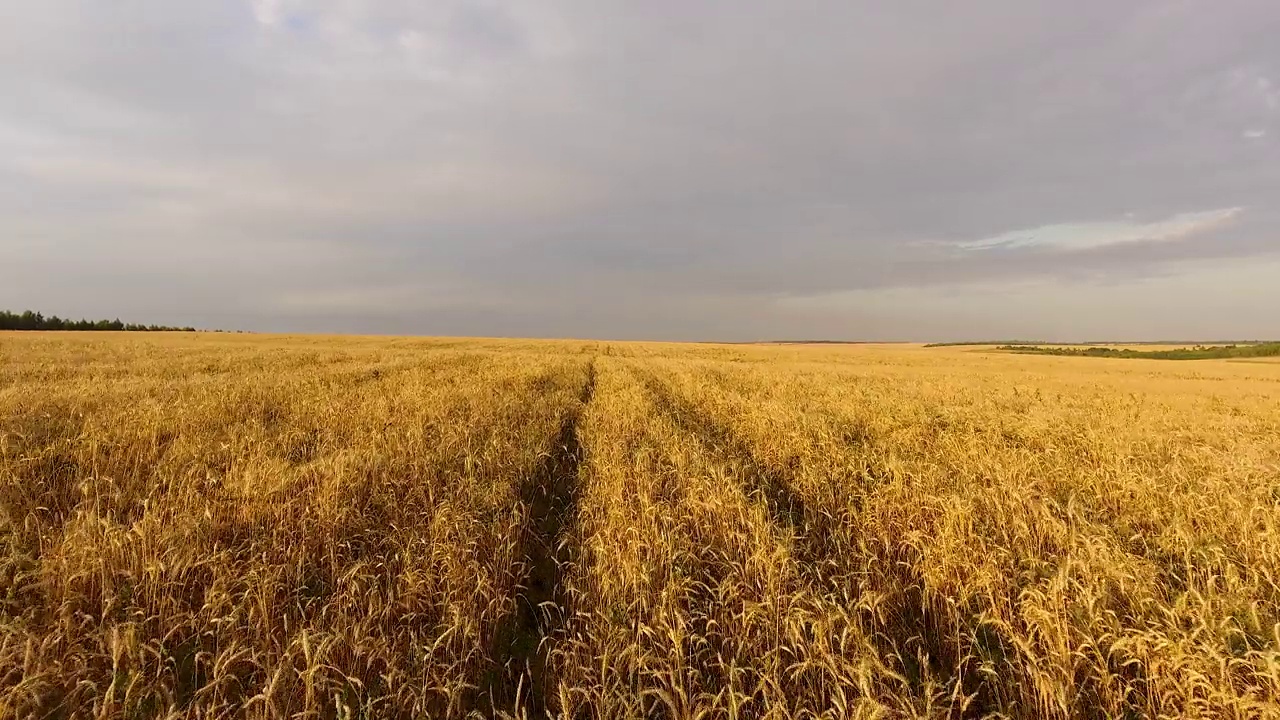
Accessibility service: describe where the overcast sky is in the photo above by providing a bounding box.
[3,1,1278,341]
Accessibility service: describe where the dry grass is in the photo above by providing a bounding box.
[2,333,1279,718]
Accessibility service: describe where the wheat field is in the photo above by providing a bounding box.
[2,332,1279,719]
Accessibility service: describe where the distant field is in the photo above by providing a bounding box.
[3,332,1279,718]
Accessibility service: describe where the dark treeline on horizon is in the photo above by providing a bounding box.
[0,309,196,332]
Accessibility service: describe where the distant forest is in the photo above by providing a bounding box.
[0,310,196,332]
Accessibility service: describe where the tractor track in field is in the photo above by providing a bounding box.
[632,366,810,540]
[633,365,1004,717]
[486,360,596,719]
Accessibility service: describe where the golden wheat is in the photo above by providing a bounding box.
[2,333,1278,718]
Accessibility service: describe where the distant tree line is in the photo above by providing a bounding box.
[997,343,1280,360]
[0,310,196,332]
[927,339,1272,348]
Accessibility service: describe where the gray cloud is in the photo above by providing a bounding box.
[2,1,1279,340]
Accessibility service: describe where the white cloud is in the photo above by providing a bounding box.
[1259,76,1280,110]
[250,0,283,27]
[1221,66,1280,112]
[954,207,1243,252]
[1243,128,1267,139]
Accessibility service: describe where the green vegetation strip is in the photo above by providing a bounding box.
[996,343,1280,360]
